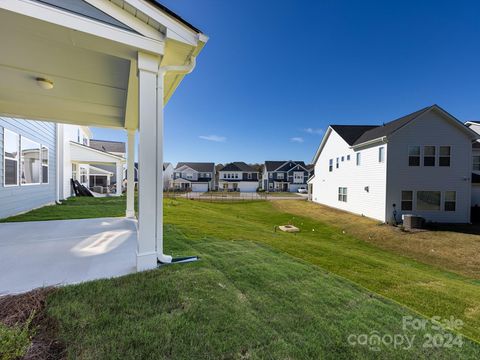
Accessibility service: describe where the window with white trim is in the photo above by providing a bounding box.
[336,157,339,169]
[338,187,347,202]
[423,146,435,166]
[20,136,41,185]
[416,191,441,211]
[341,156,344,162]
[408,146,420,166]
[445,191,456,211]
[293,172,304,183]
[41,146,49,184]
[356,152,361,166]
[277,172,284,179]
[401,191,413,211]
[329,159,333,172]
[269,173,273,179]
[4,129,19,186]
[473,156,480,171]
[80,167,88,184]
[247,173,252,179]
[378,147,385,163]
[347,155,350,161]
[439,146,451,167]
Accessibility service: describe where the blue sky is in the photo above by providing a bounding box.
[92,0,480,165]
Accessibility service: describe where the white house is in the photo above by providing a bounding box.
[464,121,480,207]
[310,105,478,223]
[163,162,174,190]
[173,162,215,192]
[218,162,259,192]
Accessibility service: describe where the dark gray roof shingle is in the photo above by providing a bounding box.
[90,140,126,154]
[176,162,215,172]
[352,106,431,146]
[220,162,257,172]
[330,125,379,146]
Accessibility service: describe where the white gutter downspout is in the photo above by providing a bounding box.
[155,57,196,264]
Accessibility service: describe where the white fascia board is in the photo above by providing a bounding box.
[1,0,164,55]
[70,141,126,163]
[312,127,333,164]
[351,137,387,150]
[84,0,164,41]
[175,165,198,173]
[124,0,203,46]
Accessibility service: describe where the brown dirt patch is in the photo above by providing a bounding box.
[0,288,65,360]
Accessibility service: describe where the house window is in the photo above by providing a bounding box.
[41,146,49,184]
[444,191,456,212]
[439,146,451,167]
[227,174,231,179]
[277,173,284,180]
[293,172,304,183]
[416,191,441,211]
[356,152,361,166]
[72,163,77,180]
[347,155,350,161]
[269,173,273,179]
[408,146,420,166]
[378,147,385,163]
[338,187,347,202]
[269,183,273,189]
[473,156,480,171]
[206,173,211,178]
[248,173,252,179]
[235,173,239,179]
[4,129,19,186]
[329,159,333,172]
[80,167,88,184]
[423,146,436,166]
[336,157,339,168]
[341,156,344,162]
[401,191,413,211]
[20,136,41,185]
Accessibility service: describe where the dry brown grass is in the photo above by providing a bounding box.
[273,200,480,279]
[0,288,65,360]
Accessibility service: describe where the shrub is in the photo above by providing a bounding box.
[0,313,34,360]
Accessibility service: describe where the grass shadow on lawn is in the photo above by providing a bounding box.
[46,226,480,359]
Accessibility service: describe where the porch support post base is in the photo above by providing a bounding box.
[136,251,157,271]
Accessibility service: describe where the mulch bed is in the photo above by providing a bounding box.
[0,287,65,360]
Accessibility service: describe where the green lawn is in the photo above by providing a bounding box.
[0,196,126,222]
[2,197,480,357]
[47,226,480,359]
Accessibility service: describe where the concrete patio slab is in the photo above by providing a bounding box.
[0,217,137,295]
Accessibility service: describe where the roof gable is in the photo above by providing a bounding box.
[176,162,214,172]
[220,162,256,172]
[90,139,126,153]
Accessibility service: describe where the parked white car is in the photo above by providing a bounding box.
[297,186,307,194]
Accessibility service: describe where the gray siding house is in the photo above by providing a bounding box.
[0,117,57,219]
[262,160,312,192]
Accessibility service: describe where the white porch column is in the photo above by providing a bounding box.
[115,162,123,196]
[136,52,162,271]
[126,129,136,218]
[155,69,172,264]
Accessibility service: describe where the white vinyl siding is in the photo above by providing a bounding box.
[311,129,387,221]
[386,110,471,223]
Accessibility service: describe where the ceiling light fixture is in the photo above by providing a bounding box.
[36,77,54,90]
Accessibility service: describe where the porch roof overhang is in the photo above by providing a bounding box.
[70,141,126,165]
[0,0,208,130]
[89,165,114,176]
[173,178,192,184]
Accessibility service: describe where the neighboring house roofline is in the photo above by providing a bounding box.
[70,141,126,162]
[313,105,480,163]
